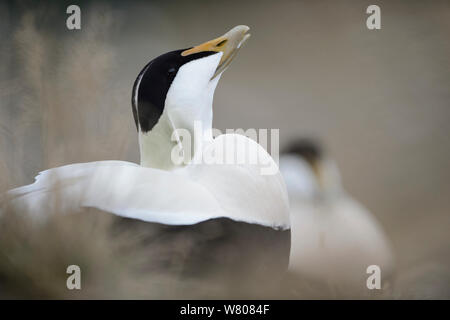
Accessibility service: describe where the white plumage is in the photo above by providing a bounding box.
[7,134,289,230]
[1,26,292,297]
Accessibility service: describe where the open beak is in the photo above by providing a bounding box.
[181,25,251,79]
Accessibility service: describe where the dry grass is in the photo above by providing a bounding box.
[0,203,231,299]
[1,196,449,299]
[0,202,290,299]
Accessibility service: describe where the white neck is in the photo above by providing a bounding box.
[139,54,222,170]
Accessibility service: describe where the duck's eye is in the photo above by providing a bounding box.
[216,39,227,47]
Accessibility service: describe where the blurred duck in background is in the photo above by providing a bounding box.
[280,139,395,297]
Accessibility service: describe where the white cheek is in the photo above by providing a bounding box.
[166,53,222,108]
[279,156,319,199]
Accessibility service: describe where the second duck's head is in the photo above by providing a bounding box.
[280,139,343,201]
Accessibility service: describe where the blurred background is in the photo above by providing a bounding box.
[0,0,449,298]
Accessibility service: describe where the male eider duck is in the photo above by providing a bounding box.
[3,26,290,297]
[280,139,394,297]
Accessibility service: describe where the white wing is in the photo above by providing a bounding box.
[5,134,290,230]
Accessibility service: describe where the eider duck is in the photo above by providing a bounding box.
[3,26,290,297]
[280,139,394,297]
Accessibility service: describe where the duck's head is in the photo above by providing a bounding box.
[132,25,250,169]
[280,139,343,201]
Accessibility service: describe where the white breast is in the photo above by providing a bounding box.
[288,197,394,287]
